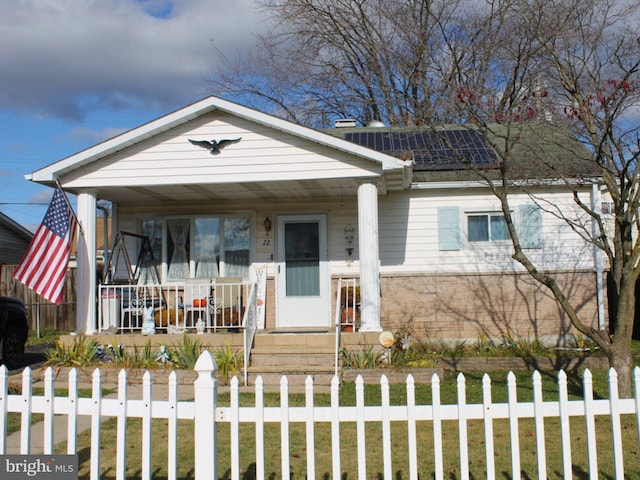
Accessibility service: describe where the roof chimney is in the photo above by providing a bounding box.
[334,118,356,128]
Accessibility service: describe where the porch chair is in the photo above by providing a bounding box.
[181,278,212,330]
[213,277,243,330]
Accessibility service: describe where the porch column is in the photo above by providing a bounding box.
[76,190,97,335]
[357,181,382,332]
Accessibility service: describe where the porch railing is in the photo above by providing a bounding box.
[334,277,360,376]
[98,281,254,334]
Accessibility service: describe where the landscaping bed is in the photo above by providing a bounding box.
[436,355,610,372]
[39,365,199,385]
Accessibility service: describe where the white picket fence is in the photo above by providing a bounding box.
[1,352,640,480]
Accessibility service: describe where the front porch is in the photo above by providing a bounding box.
[92,278,364,384]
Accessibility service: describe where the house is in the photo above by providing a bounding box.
[0,211,33,265]
[25,96,603,344]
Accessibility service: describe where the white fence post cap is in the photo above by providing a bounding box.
[194,350,218,372]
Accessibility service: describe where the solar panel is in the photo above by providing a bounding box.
[344,129,498,171]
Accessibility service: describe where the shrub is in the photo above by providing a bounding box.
[45,337,99,367]
[501,335,550,357]
[166,335,204,370]
[213,345,243,384]
[341,347,386,369]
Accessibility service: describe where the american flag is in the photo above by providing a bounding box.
[13,185,78,305]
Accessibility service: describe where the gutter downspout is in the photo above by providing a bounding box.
[591,183,606,330]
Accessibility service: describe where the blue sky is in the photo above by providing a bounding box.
[0,0,262,231]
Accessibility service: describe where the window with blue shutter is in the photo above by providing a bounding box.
[519,204,542,248]
[438,206,461,250]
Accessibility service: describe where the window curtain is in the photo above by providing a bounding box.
[490,215,509,240]
[167,219,190,280]
[468,215,489,242]
[225,250,249,279]
[195,254,219,279]
[195,218,219,279]
[223,218,250,280]
[139,220,162,284]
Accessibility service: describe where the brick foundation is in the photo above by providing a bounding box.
[377,271,602,344]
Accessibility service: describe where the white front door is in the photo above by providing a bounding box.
[276,214,330,328]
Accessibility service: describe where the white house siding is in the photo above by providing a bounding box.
[61,113,381,189]
[378,187,594,274]
[375,186,600,343]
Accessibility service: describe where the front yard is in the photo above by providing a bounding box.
[56,368,639,479]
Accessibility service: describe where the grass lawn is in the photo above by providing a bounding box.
[51,368,640,480]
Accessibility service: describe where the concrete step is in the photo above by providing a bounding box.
[253,332,336,349]
[251,346,334,355]
[248,332,339,377]
[247,363,336,373]
[242,330,382,386]
[249,352,336,368]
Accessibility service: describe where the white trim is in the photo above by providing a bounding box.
[411,179,599,190]
[77,191,97,335]
[357,182,381,332]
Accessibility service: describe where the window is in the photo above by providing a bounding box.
[141,215,251,282]
[438,204,542,251]
[467,214,509,242]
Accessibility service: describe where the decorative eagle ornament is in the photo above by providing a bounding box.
[188,137,242,155]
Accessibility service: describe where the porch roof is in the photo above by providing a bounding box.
[26,96,412,203]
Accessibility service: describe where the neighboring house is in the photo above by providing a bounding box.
[25,96,603,343]
[0,211,33,265]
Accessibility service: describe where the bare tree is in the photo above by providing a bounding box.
[210,0,640,395]
[211,0,477,126]
[442,0,640,397]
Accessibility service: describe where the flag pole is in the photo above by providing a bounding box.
[55,179,84,236]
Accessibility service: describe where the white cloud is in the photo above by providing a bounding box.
[58,126,130,146]
[0,0,262,120]
[28,188,55,205]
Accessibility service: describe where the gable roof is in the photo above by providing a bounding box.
[27,96,412,187]
[0,211,33,241]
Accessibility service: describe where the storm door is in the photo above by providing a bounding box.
[275,214,330,328]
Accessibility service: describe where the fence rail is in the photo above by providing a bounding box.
[1,354,639,480]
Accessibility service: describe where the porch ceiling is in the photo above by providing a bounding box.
[92,178,365,204]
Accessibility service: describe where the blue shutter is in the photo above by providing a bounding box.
[519,204,542,248]
[438,207,461,251]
